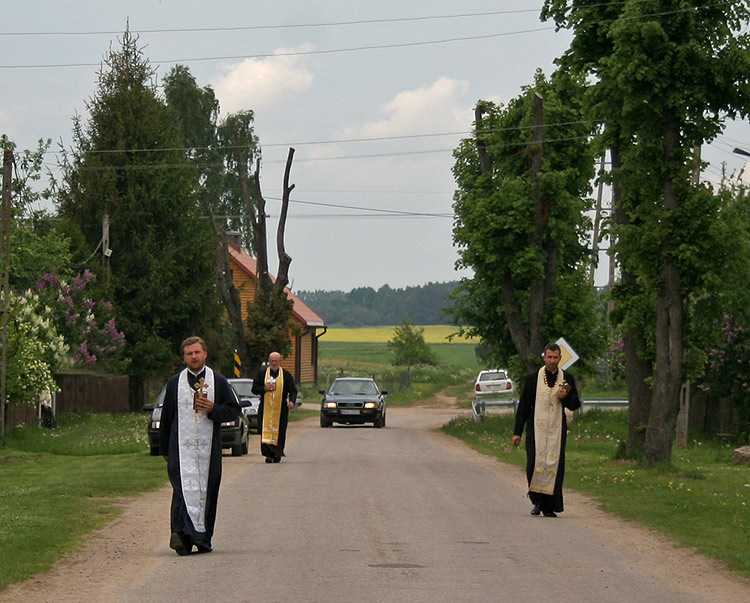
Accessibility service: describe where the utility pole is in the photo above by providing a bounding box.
[0,149,13,439]
[589,153,606,287]
[102,212,111,287]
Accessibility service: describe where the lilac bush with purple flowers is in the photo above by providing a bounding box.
[34,269,126,370]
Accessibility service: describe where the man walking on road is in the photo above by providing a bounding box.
[512,342,581,517]
[252,351,297,463]
[159,336,241,555]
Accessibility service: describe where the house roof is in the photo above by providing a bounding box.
[227,246,326,328]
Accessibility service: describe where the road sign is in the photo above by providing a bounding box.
[556,337,579,370]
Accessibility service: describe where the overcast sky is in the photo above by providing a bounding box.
[2,1,748,292]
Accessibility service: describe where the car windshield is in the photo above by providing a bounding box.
[480,371,507,381]
[329,380,378,395]
[230,381,255,396]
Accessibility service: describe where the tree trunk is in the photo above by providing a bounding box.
[201,195,251,374]
[275,148,295,292]
[610,145,653,459]
[643,120,685,467]
[528,92,547,353]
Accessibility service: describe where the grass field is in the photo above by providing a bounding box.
[319,341,480,370]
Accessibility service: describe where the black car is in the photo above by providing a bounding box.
[228,378,261,433]
[319,377,387,428]
[145,384,249,456]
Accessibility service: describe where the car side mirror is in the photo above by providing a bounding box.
[142,404,154,411]
[318,390,326,394]
[380,391,388,396]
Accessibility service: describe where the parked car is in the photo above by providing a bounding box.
[474,369,514,396]
[228,378,261,433]
[319,377,387,428]
[144,383,249,456]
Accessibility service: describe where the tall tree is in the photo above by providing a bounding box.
[57,31,223,407]
[450,70,605,378]
[543,0,750,464]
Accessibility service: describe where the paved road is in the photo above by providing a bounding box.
[7,408,746,602]
[114,408,746,602]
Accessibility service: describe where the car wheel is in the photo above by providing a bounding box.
[320,415,331,428]
[374,412,385,428]
[149,446,159,456]
[231,443,242,456]
[241,439,248,455]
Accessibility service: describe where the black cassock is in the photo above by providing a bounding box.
[513,368,581,513]
[252,367,297,461]
[159,367,240,551]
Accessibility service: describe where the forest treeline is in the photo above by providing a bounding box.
[297,281,459,326]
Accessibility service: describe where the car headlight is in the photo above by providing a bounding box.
[221,420,238,427]
[324,401,337,409]
[150,421,160,429]
[364,402,377,409]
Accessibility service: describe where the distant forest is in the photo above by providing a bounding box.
[296,281,460,326]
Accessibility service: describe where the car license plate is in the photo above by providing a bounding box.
[340,409,360,415]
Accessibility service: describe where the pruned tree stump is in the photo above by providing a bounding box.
[732,445,750,465]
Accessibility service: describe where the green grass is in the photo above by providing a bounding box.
[0,412,166,591]
[441,409,750,578]
[320,341,480,370]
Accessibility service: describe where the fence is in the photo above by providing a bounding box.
[3,372,130,431]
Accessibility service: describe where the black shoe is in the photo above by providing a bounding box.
[542,510,557,518]
[530,504,541,516]
[195,545,212,554]
[265,457,273,463]
[169,532,191,556]
[272,457,281,463]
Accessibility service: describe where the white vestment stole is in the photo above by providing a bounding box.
[177,367,215,532]
[530,367,564,495]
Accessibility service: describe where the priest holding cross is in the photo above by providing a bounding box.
[159,336,241,555]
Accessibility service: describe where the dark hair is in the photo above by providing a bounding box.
[544,342,561,354]
[181,336,207,353]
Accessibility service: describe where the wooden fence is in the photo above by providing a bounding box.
[3,373,130,431]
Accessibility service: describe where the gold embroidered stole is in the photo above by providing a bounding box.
[530,367,563,496]
[261,367,284,446]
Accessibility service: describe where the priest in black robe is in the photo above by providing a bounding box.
[252,351,297,463]
[512,342,581,517]
[159,336,240,555]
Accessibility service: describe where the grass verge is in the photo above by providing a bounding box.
[441,409,750,578]
[0,412,166,591]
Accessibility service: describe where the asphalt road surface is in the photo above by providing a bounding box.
[3,408,748,602]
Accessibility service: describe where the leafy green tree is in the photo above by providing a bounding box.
[56,31,223,405]
[387,318,439,367]
[450,70,605,377]
[542,0,750,465]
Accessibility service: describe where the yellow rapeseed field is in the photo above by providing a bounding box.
[323,325,476,344]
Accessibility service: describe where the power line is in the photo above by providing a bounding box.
[0,8,546,37]
[0,1,729,70]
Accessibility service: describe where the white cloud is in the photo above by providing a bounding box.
[211,44,315,116]
[339,77,472,139]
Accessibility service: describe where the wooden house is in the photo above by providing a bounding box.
[227,242,326,385]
